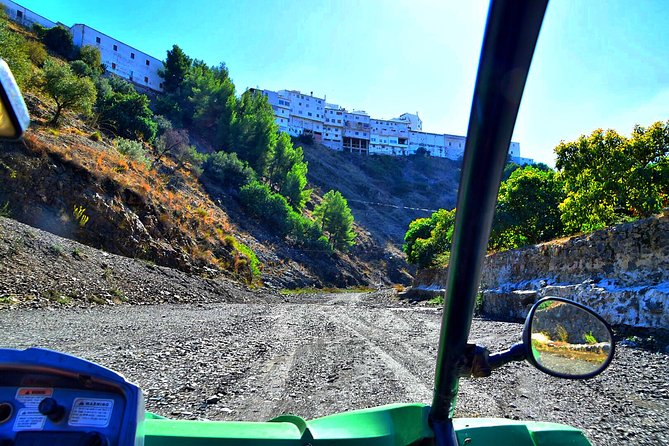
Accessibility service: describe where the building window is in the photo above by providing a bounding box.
[96,36,101,43]
[308,112,312,117]
[113,44,118,51]
[111,63,116,69]
[145,59,150,66]
[144,76,149,83]
[131,52,135,59]
[159,83,163,89]
[16,10,23,19]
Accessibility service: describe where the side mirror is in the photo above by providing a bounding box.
[522,297,615,379]
[0,59,30,139]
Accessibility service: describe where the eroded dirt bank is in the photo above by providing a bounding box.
[0,292,666,446]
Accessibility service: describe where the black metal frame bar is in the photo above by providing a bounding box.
[429,0,548,442]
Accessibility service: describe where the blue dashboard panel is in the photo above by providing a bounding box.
[0,348,144,446]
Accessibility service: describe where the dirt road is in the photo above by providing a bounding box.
[0,292,666,445]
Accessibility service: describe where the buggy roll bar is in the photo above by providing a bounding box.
[429,0,548,444]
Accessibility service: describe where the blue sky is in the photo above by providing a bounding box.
[19,0,668,166]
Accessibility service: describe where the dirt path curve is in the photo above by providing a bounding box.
[0,292,666,446]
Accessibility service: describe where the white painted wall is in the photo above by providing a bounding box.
[261,87,525,162]
[1,0,56,29]
[70,24,163,91]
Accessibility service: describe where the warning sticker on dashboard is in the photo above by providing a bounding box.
[15,388,53,408]
[13,409,46,431]
[68,398,114,427]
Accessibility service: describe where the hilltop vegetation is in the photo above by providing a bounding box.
[0,12,402,288]
[404,122,669,268]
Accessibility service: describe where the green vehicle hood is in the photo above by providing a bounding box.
[143,403,591,446]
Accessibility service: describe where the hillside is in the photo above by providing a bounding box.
[0,17,464,289]
[0,92,417,288]
[303,143,461,247]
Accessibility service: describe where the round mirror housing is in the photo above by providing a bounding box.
[0,59,30,139]
[522,297,615,379]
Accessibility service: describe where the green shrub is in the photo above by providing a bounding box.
[230,239,261,279]
[114,138,150,166]
[203,151,256,188]
[239,180,327,250]
[0,202,10,217]
[31,23,47,38]
[25,39,47,67]
[70,59,93,78]
[76,45,103,75]
[41,59,96,124]
[42,25,75,59]
[98,89,157,142]
[0,11,31,88]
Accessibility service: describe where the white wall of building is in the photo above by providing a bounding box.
[1,0,56,29]
[278,90,326,142]
[260,87,526,162]
[260,89,291,133]
[322,104,344,150]
[70,24,163,91]
[369,118,410,155]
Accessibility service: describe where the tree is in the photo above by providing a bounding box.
[268,132,302,189]
[25,39,47,67]
[152,128,190,168]
[159,44,192,95]
[313,190,356,252]
[98,90,156,142]
[281,161,311,211]
[70,60,93,78]
[42,25,75,59]
[42,59,96,124]
[203,151,256,188]
[403,208,456,268]
[490,166,565,251]
[555,121,669,233]
[229,90,278,174]
[186,62,236,145]
[96,78,157,142]
[76,45,103,75]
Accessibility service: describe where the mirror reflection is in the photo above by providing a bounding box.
[0,98,15,138]
[530,299,613,377]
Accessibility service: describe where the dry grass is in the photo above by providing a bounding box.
[22,128,258,283]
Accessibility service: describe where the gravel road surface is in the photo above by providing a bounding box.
[1,292,666,446]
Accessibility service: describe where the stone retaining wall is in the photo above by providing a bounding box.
[412,215,668,329]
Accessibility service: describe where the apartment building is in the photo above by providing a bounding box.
[1,0,165,92]
[1,0,56,29]
[258,88,532,163]
[70,24,163,91]
[369,118,410,156]
[323,103,344,150]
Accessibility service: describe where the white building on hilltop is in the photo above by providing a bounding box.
[1,0,56,29]
[256,88,532,163]
[1,0,164,92]
[70,24,163,91]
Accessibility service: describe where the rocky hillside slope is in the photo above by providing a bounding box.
[0,216,266,307]
[0,93,411,289]
[303,143,461,247]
